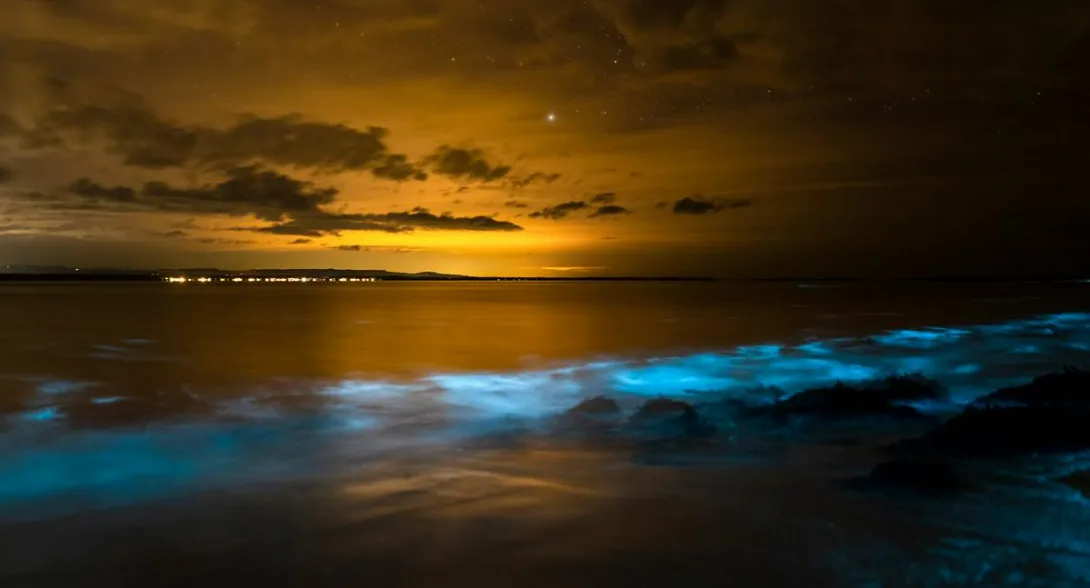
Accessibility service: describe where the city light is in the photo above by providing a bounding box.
[163,276,379,284]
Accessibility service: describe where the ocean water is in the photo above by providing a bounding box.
[1,281,1090,586]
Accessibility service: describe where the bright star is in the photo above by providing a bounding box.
[546,112,556,122]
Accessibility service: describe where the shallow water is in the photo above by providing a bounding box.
[2,282,1090,586]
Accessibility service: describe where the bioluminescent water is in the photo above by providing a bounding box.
[1,282,1089,586]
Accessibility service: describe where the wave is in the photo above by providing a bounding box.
[1,311,1089,512]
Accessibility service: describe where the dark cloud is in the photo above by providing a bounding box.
[424,146,511,182]
[335,244,365,252]
[672,196,753,215]
[29,103,398,171]
[529,200,589,220]
[247,214,407,237]
[22,102,425,176]
[69,165,337,221]
[590,192,617,204]
[197,238,256,245]
[365,209,523,231]
[21,99,557,188]
[589,205,631,218]
[504,200,529,208]
[246,208,522,237]
[288,238,312,245]
[672,197,717,215]
[0,165,11,184]
[51,169,394,241]
[32,104,199,167]
[248,224,327,238]
[508,172,562,189]
[68,178,138,203]
[151,230,188,238]
[371,154,428,181]
[13,190,112,212]
[206,114,391,172]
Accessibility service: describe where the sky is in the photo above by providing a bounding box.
[0,0,1088,277]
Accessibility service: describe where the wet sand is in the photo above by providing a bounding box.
[3,413,1089,587]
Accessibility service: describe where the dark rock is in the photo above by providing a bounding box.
[557,396,624,433]
[895,368,1090,458]
[863,459,968,496]
[971,366,1090,409]
[567,396,622,417]
[771,374,944,420]
[698,387,785,419]
[1060,470,1090,499]
[632,398,698,423]
[629,398,715,438]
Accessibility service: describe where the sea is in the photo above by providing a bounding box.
[1,281,1089,586]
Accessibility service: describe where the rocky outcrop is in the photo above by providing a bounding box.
[769,374,945,420]
[567,396,622,417]
[894,367,1090,457]
[970,366,1090,409]
[1060,470,1090,499]
[629,398,716,438]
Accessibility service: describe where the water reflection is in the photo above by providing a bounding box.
[2,309,1089,509]
[3,284,1090,585]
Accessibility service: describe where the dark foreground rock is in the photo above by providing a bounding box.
[558,394,627,436]
[567,396,622,417]
[631,398,698,422]
[556,396,624,432]
[629,398,716,438]
[971,366,1090,409]
[894,367,1090,457]
[853,459,969,496]
[769,374,945,420]
[1060,470,1090,499]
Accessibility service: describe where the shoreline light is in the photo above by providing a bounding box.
[165,276,379,284]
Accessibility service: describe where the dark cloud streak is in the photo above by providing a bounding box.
[589,204,631,218]
[424,146,511,182]
[245,209,523,237]
[529,200,589,220]
[672,196,753,215]
[66,165,336,221]
[50,166,525,237]
[20,103,548,186]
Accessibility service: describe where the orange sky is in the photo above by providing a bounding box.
[1,1,1088,276]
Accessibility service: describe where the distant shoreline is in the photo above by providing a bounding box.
[0,273,1088,284]
[0,273,716,283]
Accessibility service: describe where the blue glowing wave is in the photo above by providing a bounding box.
[0,311,1088,515]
